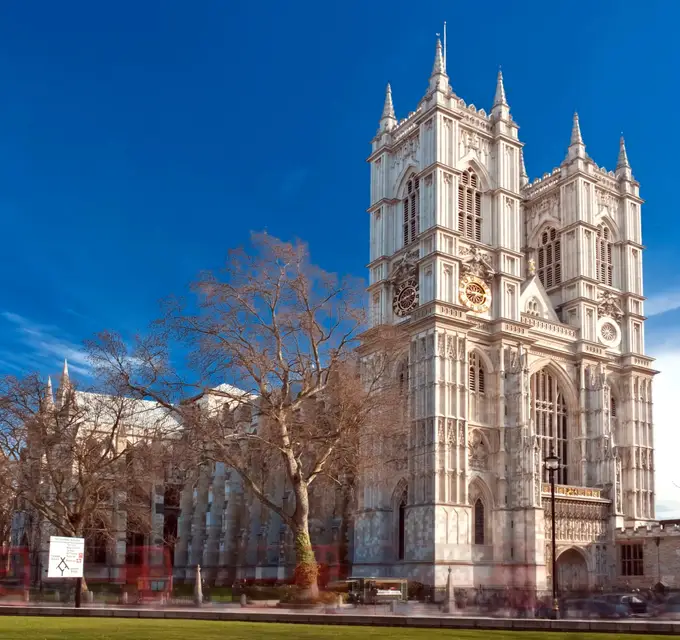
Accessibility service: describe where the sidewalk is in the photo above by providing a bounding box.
[0,603,677,635]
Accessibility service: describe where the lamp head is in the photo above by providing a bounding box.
[544,449,560,472]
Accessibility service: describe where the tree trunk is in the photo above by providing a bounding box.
[292,523,319,600]
[338,485,354,580]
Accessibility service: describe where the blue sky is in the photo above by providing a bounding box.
[1,0,680,512]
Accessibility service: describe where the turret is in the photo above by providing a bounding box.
[564,112,587,163]
[616,135,633,182]
[378,83,397,134]
[428,38,449,94]
[491,68,510,122]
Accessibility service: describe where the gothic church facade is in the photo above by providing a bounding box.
[354,39,656,592]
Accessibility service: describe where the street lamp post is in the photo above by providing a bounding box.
[544,448,560,619]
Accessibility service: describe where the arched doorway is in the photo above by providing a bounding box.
[556,548,589,593]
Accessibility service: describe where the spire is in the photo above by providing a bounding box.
[493,68,507,107]
[520,149,528,188]
[429,38,449,94]
[378,83,397,134]
[56,359,71,407]
[565,112,587,162]
[44,376,55,411]
[617,135,630,169]
[570,112,583,145]
[432,38,446,76]
[491,67,510,122]
[616,135,633,180]
[381,83,395,120]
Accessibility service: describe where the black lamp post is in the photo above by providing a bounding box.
[544,448,560,618]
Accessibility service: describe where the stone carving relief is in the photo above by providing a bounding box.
[468,431,489,470]
[542,499,609,543]
[390,248,419,284]
[391,135,420,171]
[596,188,615,214]
[597,291,624,320]
[459,246,495,282]
[526,193,560,226]
[458,129,490,165]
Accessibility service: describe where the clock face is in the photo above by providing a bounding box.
[393,279,419,317]
[459,275,491,313]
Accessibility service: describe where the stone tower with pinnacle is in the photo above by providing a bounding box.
[356,39,656,593]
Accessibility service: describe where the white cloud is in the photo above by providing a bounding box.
[0,311,91,377]
[648,346,680,519]
[645,292,680,317]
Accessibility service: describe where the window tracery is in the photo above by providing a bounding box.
[458,170,482,242]
[537,227,561,289]
[468,352,487,423]
[531,368,569,484]
[597,224,613,286]
[403,177,420,247]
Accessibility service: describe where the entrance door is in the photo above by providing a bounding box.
[556,548,588,593]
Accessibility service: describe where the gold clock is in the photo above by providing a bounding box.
[459,275,491,313]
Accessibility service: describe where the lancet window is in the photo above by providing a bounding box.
[597,224,614,286]
[458,170,482,242]
[537,227,562,289]
[403,177,420,247]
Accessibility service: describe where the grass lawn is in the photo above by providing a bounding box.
[0,618,670,640]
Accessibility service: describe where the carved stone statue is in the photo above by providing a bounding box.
[527,258,536,277]
[468,431,489,470]
[461,247,495,281]
[597,291,624,320]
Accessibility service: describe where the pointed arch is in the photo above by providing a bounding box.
[596,222,614,286]
[529,362,577,485]
[468,477,493,546]
[457,154,494,191]
[468,349,491,424]
[394,164,419,198]
[534,226,562,290]
[528,217,563,250]
[468,475,494,509]
[392,478,408,561]
[594,211,621,241]
[529,359,578,413]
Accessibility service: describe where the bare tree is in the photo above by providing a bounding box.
[0,372,178,590]
[88,232,407,599]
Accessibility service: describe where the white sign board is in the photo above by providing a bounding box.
[47,536,85,578]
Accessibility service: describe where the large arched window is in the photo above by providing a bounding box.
[537,227,562,289]
[458,170,482,242]
[403,177,420,247]
[469,352,486,423]
[530,368,569,484]
[473,499,485,545]
[597,224,613,286]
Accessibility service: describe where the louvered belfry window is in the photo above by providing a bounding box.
[458,170,482,242]
[597,224,613,286]
[537,227,561,290]
[403,177,420,247]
